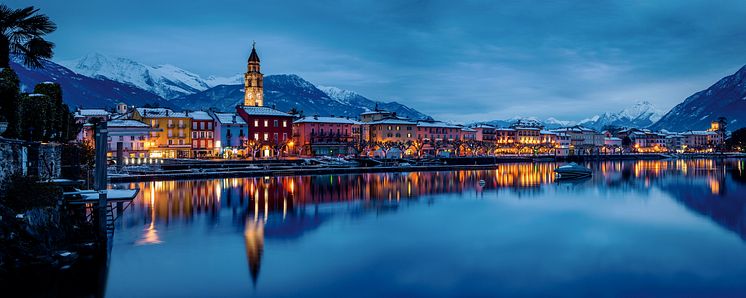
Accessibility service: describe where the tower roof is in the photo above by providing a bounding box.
[248,42,260,63]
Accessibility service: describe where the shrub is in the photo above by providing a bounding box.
[0,174,61,213]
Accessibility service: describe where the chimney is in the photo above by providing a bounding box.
[165,110,169,116]
[186,110,190,117]
[232,115,236,123]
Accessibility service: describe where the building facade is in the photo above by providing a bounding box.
[132,108,192,158]
[210,111,248,158]
[293,116,362,156]
[189,111,216,157]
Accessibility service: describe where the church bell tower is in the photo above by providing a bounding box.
[244,42,264,107]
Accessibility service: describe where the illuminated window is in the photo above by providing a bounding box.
[264,120,268,127]
[254,133,259,140]
[254,120,259,127]
[283,121,287,127]
[263,133,268,141]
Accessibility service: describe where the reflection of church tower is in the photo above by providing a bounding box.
[244,218,264,286]
[244,42,264,107]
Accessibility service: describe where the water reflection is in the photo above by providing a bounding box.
[111,159,746,294]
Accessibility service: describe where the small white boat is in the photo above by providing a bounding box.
[554,163,592,179]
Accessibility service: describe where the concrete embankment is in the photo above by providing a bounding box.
[105,153,709,183]
[109,164,502,183]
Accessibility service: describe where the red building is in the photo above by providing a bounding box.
[189,111,216,157]
[237,106,294,158]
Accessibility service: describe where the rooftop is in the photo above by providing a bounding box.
[240,106,292,117]
[294,116,361,125]
[107,119,150,128]
[136,108,188,118]
[416,120,461,128]
[189,111,213,121]
[213,112,247,125]
[75,109,111,118]
[368,118,417,125]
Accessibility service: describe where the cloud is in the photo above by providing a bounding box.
[8,0,746,122]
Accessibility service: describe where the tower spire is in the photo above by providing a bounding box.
[244,42,264,106]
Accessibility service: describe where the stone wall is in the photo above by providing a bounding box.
[0,138,61,187]
[0,138,27,187]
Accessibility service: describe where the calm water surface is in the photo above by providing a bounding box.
[106,160,746,297]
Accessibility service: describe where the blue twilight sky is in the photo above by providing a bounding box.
[9,0,746,122]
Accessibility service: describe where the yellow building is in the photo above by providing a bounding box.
[367,118,417,143]
[132,108,192,158]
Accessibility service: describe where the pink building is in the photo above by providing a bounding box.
[292,116,362,156]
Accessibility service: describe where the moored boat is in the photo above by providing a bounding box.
[554,162,592,179]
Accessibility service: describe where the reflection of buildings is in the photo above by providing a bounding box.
[115,159,746,287]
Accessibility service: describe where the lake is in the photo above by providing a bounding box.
[105,159,746,297]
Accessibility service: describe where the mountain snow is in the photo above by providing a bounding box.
[59,53,238,99]
[579,101,663,130]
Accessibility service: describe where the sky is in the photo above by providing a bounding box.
[8,0,746,122]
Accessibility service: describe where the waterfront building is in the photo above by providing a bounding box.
[367,118,418,143]
[416,120,462,142]
[551,126,604,155]
[132,107,192,158]
[189,111,216,158]
[210,111,248,158]
[628,130,667,152]
[460,126,477,141]
[237,106,294,158]
[359,109,397,123]
[105,119,156,159]
[680,131,721,152]
[603,136,623,154]
[292,116,362,156]
[74,108,110,125]
[666,133,686,152]
[471,124,496,142]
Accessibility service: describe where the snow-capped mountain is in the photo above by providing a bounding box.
[10,55,166,108]
[650,65,746,131]
[318,86,429,120]
[579,101,663,130]
[171,75,429,119]
[59,53,237,99]
[478,116,575,129]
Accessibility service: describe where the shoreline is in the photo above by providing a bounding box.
[106,153,746,183]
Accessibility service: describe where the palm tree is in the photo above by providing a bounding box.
[0,4,56,68]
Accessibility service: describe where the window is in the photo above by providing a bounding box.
[407,133,412,138]
[193,140,197,148]
[283,133,287,140]
[264,120,268,127]
[118,136,123,141]
[179,140,184,145]
[273,133,278,140]
[274,120,278,127]
[263,133,269,141]
[168,139,173,145]
[192,131,198,138]
[200,122,205,130]
[396,126,401,131]
[207,122,212,130]
[254,133,259,140]
[193,122,198,130]
[168,130,173,137]
[388,126,392,130]
[395,133,401,137]
[179,120,184,127]
[130,136,135,141]
[282,121,287,127]
[254,120,259,127]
